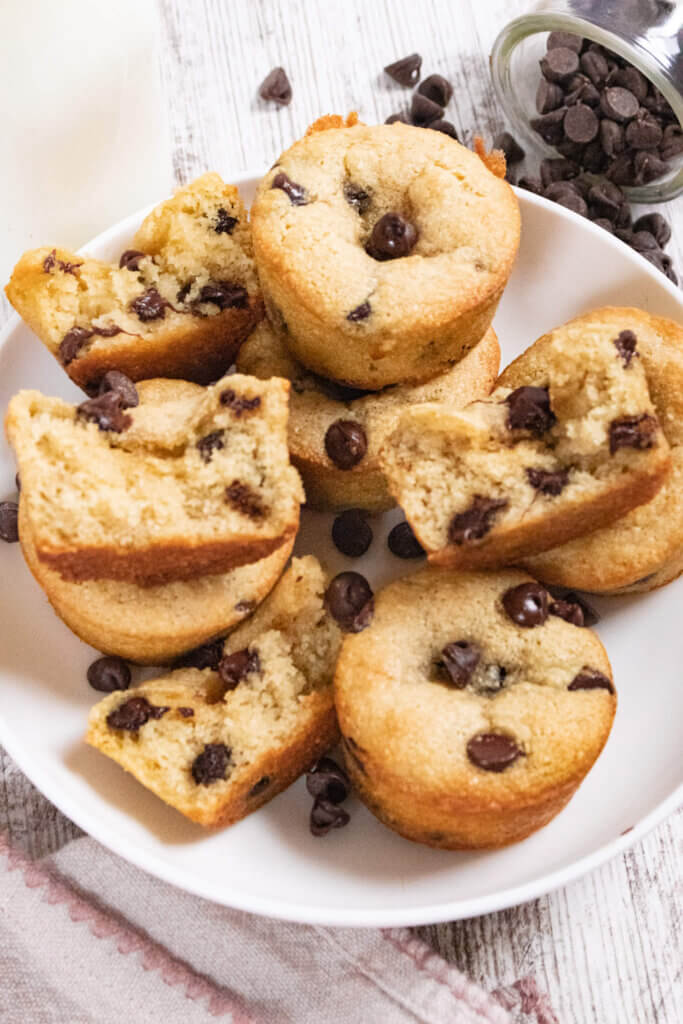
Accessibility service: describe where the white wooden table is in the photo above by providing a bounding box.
[1,1,681,1020]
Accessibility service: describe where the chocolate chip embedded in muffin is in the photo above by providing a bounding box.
[549,598,585,626]
[331,508,373,558]
[613,329,638,366]
[609,414,658,453]
[119,249,146,271]
[346,301,372,322]
[467,732,523,772]
[130,287,168,322]
[568,667,614,692]
[449,496,508,545]
[310,797,350,836]
[505,386,556,435]
[526,466,569,496]
[383,53,422,87]
[343,182,371,214]
[106,696,169,732]
[502,582,549,627]
[439,641,481,688]
[59,326,94,365]
[306,756,350,803]
[173,637,225,671]
[324,420,367,469]
[177,707,195,718]
[224,480,267,519]
[195,282,249,310]
[271,172,308,206]
[196,429,225,463]
[387,520,425,559]
[99,371,139,408]
[218,647,261,690]
[324,571,374,633]
[43,249,81,275]
[76,392,133,433]
[191,742,232,785]
[219,388,261,416]
[87,656,132,694]
[0,502,19,544]
[213,207,239,234]
[365,213,418,261]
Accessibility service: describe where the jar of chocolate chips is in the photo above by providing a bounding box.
[490,1,683,203]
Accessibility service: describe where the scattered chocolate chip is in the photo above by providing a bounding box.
[410,91,443,127]
[633,213,670,247]
[547,31,582,53]
[384,53,422,87]
[196,282,248,310]
[494,131,525,165]
[366,212,418,261]
[214,208,238,234]
[219,389,261,416]
[642,248,678,283]
[173,637,224,671]
[98,371,139,408]
[549,599,585,626]
[177,707,194,718]
[449,495,508,545]
[536,79,565,114]
[385,112,410,124]
[540,157,579,186]
[568,667,614,692]
[106,696,168,733]
[130,287,167,322]
[310,797,350,836]
[0,502,19,543]
[191,743,232,785]
[324,419,367,469]
[324,572,374,633]
[526,466,569,496]
[196,429,225,463]
[544,184,588,216]
[387,520,425,559]
[517,176,543,194]
[564,103,599,143]
[343,182,371,214]
[76,391,132,433]
[505,386,556,435]
[331,509,373,558]
[271,172,307,206]
[249,775,271,798]
[87,656,131,693]
[59,326,94,365]
[218,647,260,691]
[119,249,146,271]
[418,74,452,107]
[530,107,567,144]
[502,582,549,627]
[439,641,480,688]
[224,480,266,519]
[258,66,292,106]
[587,180,625,217]
[609,414,658,453]
[613,329,638,365]
[306,757,350,803]
[541,47,580,83]
[429,119,458,139]
[467,732,522,772]
[347,301,371,322]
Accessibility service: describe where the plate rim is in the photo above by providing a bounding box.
[1,173,682,927]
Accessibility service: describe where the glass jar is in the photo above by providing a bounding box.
[490,0,683,202]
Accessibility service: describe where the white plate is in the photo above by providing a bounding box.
[1,176,682,928]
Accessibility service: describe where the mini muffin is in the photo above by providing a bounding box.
[250,115,520,390]
[334,568,616,849]
[381,311,670,568]
[18,501,294,664]
[237,319,500,510]
[6,174,261,391]
[521,309,683,593]
[86,557,341,827]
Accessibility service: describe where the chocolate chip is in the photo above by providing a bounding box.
[106,696,168,733]
[494,131,525,165]
[196,429,225,463]
[439,641,480,688]
[191,743,232,785]
[642,248,677,282]
[449,495,508,545]
[502,582,549,627]
[540,157,579,186]
[541,47,579,83]
[343,182,371,214]
[517,176,543,194]
[633,150,669,184]
[626,113,663,150]
[347,301,371,322]
[610,66,648,102]
[119,249,146,271]
[549,598,584,626]
[563,103,599,143]
[317,379,370,403]
[385,112,410,124]
[547,586,599,626]
[196,282,248,310]
[547,31,582,53]
[613,329,638,366]
[544,184,588,216]
[271,172,307,206]
[249,776,271,798]
[98,371,139,408]
[384,53,422,87]
[213,207,238,234]
[587,180,625,217]
[258,66,292,106]
[410,92,443,127]
[606,153,636,186]
[530,108,567,145]
[59,326,94,365]
[332,509,373,558]
[526,466,569,496]
[633,213,670,247]
[306,757,350,803]
[219,389,261,416]
[581,140,608,173]
[366,212,418,261]
[467,733,522,772]
[310,798,350,836]
[601,86,639,122]
[598,118,624,158]
[130,287,167,322]
[565,76,600,108]
[324,420,367,469]
[0,502,19,543]
[387,520,425,559]
[87,656,131,693]
[177,282,192,304]
[218,647,260,690]
[568,667,614,693]
[173,637,224,671]
[94,324,123,339]
[42,250,81,275]
[660,124,683,161]
[505,386,556,435]
[42,251,56,272]
[76,391,132,433]
[224,480,266,519]
[324,572,374,633]
[536,79,565,114]
[418,73,452,107]
[609,414,658,453]
[580,49,608,86]
[429,119,458,139]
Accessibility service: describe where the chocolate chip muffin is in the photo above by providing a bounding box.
[521,309,683,593]
[6,174,261,392]
[236,319,500,511]
[334,568,616,849]
[250,115,520,390]
[86,557,341,827]
[18,500,294,664]
[381,313,670,569]
[6,376,303,585]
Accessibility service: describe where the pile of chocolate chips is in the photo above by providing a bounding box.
[384,54,458,139]
[500,30,679,285]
